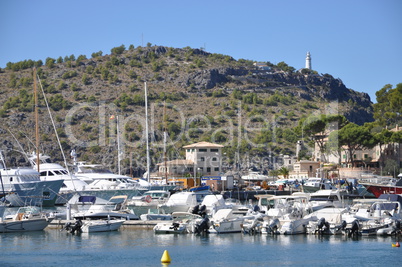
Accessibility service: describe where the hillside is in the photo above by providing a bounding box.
[0,45,373,174]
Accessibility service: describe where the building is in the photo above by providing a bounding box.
[183,141,224,176]
[156,141,224,188]
[289,160,321,180]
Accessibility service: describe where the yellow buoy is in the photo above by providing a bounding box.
[161,250,171,263]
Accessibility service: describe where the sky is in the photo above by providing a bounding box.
[1,0,401,103]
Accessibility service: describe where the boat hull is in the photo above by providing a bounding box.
[81,220,125,233]
[1,179,63,207]
[360,183,402,198]
[0,218,50,233]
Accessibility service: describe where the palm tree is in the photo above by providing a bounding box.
[278,167,289,179]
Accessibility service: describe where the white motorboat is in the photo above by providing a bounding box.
[0,206,52,233]
[304,207,349,235]
[258,195,313,235]
[158,192,199,214]
[81,218,125,233]
[63,218,125,233]
[301,177,335,193]
[199,194,229,215]
[0,151,63,207]
[72,160,141,191]
[308,189,346,211]
[128,190,171,216]
[28,153,89,204]
[73,195,139,220]
[140,209,172,221]
[29,153,144,204]
[153,212,204,234]
[209,208,245,234]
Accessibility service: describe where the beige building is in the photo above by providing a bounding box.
[157,141,224,177]
[289,160,321,180]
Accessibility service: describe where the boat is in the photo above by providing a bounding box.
[29,153,145,205]
[304,207,349,235]
[208,208,245,234]
[28,152,88,205]
[63,217,125,233]
[81,218,125,233]
[153,211,205,234]
[71,151,145,197]
[0,151,63,207]
[158,191,212,214]
[0,205,52,233]
[73,195,139,220]
[359,177,402,198]
[140,209,172,221]
[128,190,171,217]
[301,177,335,193]
[258,195,313,235]
[308,189,346,211]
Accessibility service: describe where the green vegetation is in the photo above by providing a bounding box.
[0,44,398,174]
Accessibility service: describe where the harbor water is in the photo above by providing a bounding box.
[1,227,401,267]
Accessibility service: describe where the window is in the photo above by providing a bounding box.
[212,157,217,161]
[364,154,368,159]
[200,157,205,162]
[187,149,190,152]
[199,149,207,152]
[353,154,357,159]
[214,167,219,172]
[207,167,211,173]
[210,149,218,152]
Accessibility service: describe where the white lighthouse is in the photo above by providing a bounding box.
[305,52,311,70]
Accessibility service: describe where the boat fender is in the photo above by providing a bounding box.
[144,195,152,203]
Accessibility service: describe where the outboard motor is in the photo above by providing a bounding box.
[267,218,280,234]
[317,218,326,229]
[395,220,401,230]
[191,205,200,215]
[341,220,347,230]
[347,220,359,237]
[195,217,210,235]
[170,222,180,231]
[64,219,82,234]
[62,222,72,232]
[198,205,207,217]
[317,218,329,235]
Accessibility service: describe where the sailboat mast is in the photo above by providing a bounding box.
[33,68,40,172]
[117,115,121,175]
[163,101,168,185]
[145,82,150,183]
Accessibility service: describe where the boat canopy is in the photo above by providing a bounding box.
[78,195,96,204]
